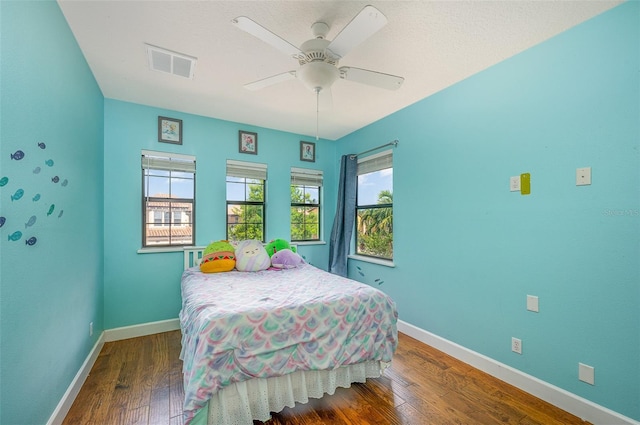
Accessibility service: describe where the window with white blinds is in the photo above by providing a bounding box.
[357,149,392,175]
[226,159,267,242]
[356,149,393,260]
[291,167,322,242]
[226,159,267,181]
[141,150,195,247]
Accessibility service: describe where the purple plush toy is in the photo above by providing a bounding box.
[270,249,304,269]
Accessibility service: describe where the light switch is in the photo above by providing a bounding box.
[579,363,595,385]
[510,176,521,192]
[576,167,591,186]
[526,295,539,312]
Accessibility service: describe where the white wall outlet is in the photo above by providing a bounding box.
[89,322,93,337]
[527,295,539,312]
[510,176,521,192]
[511,337,522,354]
[579,363,595,385]
[576,167,591,186]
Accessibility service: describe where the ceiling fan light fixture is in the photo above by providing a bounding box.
[297,61,339,92]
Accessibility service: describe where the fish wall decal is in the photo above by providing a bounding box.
[8,230,22,241]
[11,189,24,201]
[25,215,36,228]
[11,150,24,160]
[0,176,8,186]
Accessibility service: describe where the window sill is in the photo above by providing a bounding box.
[137,246,195,254]
[293,241,326,246]
[348,254,395,268]
[137,241,325,254]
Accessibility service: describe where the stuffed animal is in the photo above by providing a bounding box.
[270,249,304,269]
[265,238,297,257]
[200,240,235,273]
[235,239,271,272]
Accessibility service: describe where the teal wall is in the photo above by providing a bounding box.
[103,99,336,329]
[0,1,104,424]
[339,2,639,420]
[1,0,637,423]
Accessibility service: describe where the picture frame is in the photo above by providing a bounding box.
[300,141,316,162]
[158,116,183,145]
[239,130,258,155]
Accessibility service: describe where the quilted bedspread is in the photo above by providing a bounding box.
[179,263,398,424]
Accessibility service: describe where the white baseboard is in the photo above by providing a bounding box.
[103,317,180,342]
[46,333,105,425]
[47,318,181,425]
[397,320,639,425]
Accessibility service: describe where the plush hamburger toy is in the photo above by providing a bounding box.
[200,240,236,273]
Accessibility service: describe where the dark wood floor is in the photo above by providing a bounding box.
[63,330,590,425]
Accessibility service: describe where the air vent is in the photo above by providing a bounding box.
[145,44,197,79]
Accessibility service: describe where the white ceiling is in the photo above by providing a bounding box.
[57,1,622,141]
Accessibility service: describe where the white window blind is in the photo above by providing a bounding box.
[291,167,323,187]
[226,159,267,180]
[357,149,392,175]
[141,150,196,173]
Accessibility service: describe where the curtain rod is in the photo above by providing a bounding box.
[350,140,399,159]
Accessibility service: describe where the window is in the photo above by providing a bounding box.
[226,159,267,242]
[291,167,322,241]
[356,150,393,259]
[173,211,182,225]
[142,150,195,247]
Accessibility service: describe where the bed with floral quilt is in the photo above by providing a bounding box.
[180,249,398,425]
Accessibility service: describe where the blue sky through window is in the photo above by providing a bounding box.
[145,171,194,199]
[358,168,392,205]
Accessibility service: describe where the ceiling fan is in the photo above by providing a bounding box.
[231,5,404,107]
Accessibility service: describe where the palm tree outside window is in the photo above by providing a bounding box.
[356,150,393,260]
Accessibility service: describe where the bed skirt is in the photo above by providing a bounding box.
[194,360,388,425]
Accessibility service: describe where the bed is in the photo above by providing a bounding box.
[180,246,398,425]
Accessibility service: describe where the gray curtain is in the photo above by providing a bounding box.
[328,154,358,277]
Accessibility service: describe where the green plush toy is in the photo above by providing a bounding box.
[200,240,235,273]
[264,238,296,257]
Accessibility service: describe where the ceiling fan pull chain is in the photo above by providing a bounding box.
[316,88,320,140]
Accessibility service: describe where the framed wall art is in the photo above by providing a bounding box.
[158,116,183,145]
[300,141,315,162]
[239,130,258,155]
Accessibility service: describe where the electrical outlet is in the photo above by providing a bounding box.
[511,337,522,354]
[89,322,93,337]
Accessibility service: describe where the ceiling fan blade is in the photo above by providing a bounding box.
[327,5,388,59]
[244,71,296,91]
[232,16,303,58]
[339,67,404,90]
